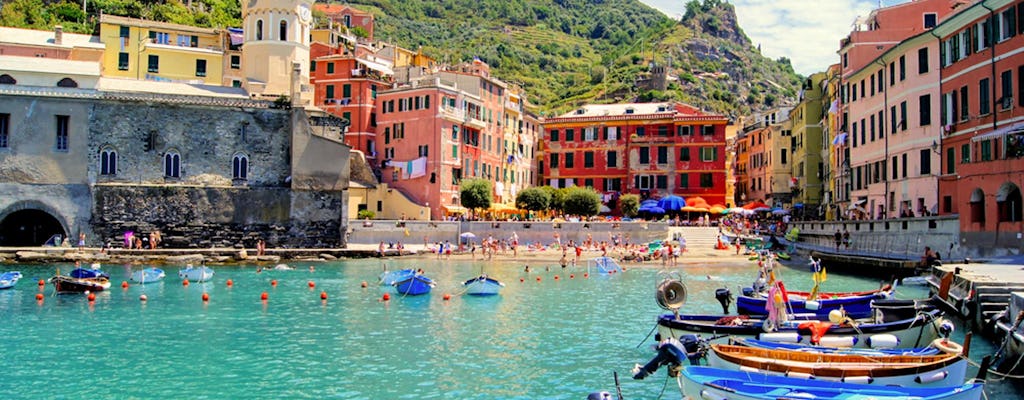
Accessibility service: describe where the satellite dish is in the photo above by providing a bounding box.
[656,278,687,311]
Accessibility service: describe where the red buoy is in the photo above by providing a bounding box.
[443,293,451,301]
[308,281,315,288]
[35,293,44,301]
[139,294,148,301]
[226,279,233,287]
[536,276,542,282]
[38,279,45,286]
[520,278,524,283]
[182,279,190,286]
[554,275,560,280]
[87,292,96,302]
[202,292,210,302]
[584,273,589,278]
[271,280,278,287]
[320,291,328,300]
[121,281,129,289]
[260,292,268,301]
[382,293,391,301]
[361,281,368,288]
[570,274,575,279]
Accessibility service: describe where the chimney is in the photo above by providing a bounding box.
[54,25,63,45]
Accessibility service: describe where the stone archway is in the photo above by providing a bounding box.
[997,182,1022,222]
[0,201,68,246]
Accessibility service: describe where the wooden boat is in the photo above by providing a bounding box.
[589,257,622,274]
[678,366,983,400]
[707,342,968,387]
[379,268,415,286]
[657,301,946,350]
[730,337,942,356]
[0,271,22,289]
[736,287,893,319]
[394,274,434,296]
[178,265,214,282]
[130,268,165,284]
[50,275,111,293]
[462,275,505,296]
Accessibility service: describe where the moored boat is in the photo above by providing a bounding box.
[130,268,166,284]
[706,342,968,387]
[70,264,110,279]
[50,275,111,293]
[379,268,415,286]
[178,265,214,282]
[462,275,505,296]
[0,271,23,289]
[730,337,942,356]
[678,366,983,400]
[394,274,434,296]
[993,291,1024,373]
[736,287,892,318]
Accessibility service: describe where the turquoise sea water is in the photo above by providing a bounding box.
[0,259,1020,399]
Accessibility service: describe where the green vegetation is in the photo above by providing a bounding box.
[459,178,492,212]
[619,194,639,218]
[515,187,551,212]
[357,209,375,219]
[560,186,600,217]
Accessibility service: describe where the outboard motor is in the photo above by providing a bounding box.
[715,288,733,314]
[741,287,755,297]
[633,335,706,380]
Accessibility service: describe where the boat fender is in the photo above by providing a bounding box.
[757,332,802,343]
[931,338,964,355]
[914,369,949,384]
[804,300,820,311]
[700,390,727,400]
[785,371,815,380]
[866,334,900,349]
[841,376,874,384]
[818,336,858,348]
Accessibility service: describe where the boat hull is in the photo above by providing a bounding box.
[379,269,415,286]
[395,275,434,296]
[706,343,968,387]
[51,276,111,293]
[657,308,945,350]
[736,291,889,318]
[178,267,214,282]
[731,337,941,356]
[462,276,504,296]
[0,271,22,289]
[679,366,983,400]
[130,268,166,284]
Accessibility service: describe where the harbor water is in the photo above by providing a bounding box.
[0,259,1020,399]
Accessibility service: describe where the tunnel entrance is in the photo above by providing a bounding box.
[0,209,67,246]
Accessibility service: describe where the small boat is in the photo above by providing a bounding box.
[130,268,165,284]
[272,264,294,271]
[178,265,214,282]
[0,271,23,289]
[589,257,622,274]
[993,291,1024,373]
[394,274,435,296]
[730,337,942,356]
[736,287,893,318]
[50,275,111,293]
[379,268,415,286]
[707,342,968,387]
[678,366,983,400]
[462,274,505,296]
[70,264,110,279]
[776,252,791,260]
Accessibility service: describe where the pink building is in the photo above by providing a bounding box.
[745,127,769,203]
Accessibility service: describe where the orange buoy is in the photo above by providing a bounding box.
[584,273,589,278]
[121,281,129,289]
[260,292,268,301]
[519,278,524,283]
[382,293,391,301]
[38,279,45,286]
[443,293,451,301]
[361,281,368,288]
[536,276,542,282]
[554,275,560,280]
[182,279,190,286]
[271,280,278,287]
[320,291,328,300]
[35,293,44,301]
[226,279,233,287]
[87,293,96,302]
[202,292,210,302]
[308,281,315,288]
[139,294,148,301]
[570,274,575,279]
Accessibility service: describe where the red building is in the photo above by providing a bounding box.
[935,0,1024,251]
[542,103,729,207]
[314,4,375,40]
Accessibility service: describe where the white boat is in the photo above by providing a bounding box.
[130,268,165,284]
[273,263,294,271]
[178,265,214,282]
[588,257,622,274]
[462,275,505,296]
[0,271,23,289]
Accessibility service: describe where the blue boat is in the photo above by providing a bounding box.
[678,366,982,400]
[0,271,23,289]
[589,257,622,274]
[70,264,110,279]
[130,268,166,284]
[736,289,892,319]
[394,274,435,296]
[732,337,941,356]
[379,268,416,286]
[462,275,505,296]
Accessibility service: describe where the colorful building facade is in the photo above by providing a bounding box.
[790,72,826,214]
[98,15,224,85]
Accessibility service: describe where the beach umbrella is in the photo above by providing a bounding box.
[709,204,726,214]
[754,206,772,212]
[771,208,789,215]
[599,204,612,213]
[460,232,477,239]
[640,199,659,208]
[647,206,666,214]
[657,195,686,211]
[742,200,769,210]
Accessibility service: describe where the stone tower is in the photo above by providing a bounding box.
[241,0,313,106]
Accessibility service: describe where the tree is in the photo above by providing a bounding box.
[539,186,560,211]
[562,187,601,217]
[620,194,640,217]
[515,187,551,212]
[459,178,492,212]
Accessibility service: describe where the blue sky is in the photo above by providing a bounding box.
[639,0,909,76]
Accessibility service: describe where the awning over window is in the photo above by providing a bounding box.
[971,122,1024,142]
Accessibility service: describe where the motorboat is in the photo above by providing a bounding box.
[462,275,505,296]
[394,274,434,296]
[729,337,942,356]
[0,271,23,289]
[676,366,982,400]
[178,265,214,282]
[50,275,111,293]
[735,285,894,319]
[706,341,969,387]
[379,268,415,286]
[130,268,166,284]
[70,264,110,279]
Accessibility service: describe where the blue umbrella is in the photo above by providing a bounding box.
[643,206,666,214]
[657,195,686,211]
[640,199,659,207]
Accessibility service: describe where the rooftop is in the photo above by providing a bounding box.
[0,26,104,49]
[0,55,100,76]
[100,14,219,35]
[97,77,250,99]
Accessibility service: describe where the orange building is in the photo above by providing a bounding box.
[315,4,375,40]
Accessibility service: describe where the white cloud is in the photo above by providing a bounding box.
[639,0,907,76]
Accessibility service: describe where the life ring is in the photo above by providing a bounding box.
[656,279,687,311]
[762,318,777,333]
[931,338,963,355]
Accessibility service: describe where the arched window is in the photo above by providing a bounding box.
[100,148,117,176]
[57,78,78,88]
[969,188,985,226]
[256,20,264,41]
[0,74,15,84]
[164,151,181,178]
[997,183,1022,222]
[279,20,288,41]
[232,154,249,180]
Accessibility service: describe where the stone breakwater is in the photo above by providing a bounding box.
[0,248,412,265]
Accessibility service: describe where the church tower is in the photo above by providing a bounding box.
[241,0,313,106]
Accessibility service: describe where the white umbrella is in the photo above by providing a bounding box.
[460,232,476,239]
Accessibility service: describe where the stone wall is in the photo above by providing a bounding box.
[346,220,669,246]
[789,216,961,260]
[92,185,342,248]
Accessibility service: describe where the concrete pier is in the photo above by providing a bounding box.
[926,262,1024,328]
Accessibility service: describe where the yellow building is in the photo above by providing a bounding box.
[98,15,223,85]
[789,72,826,213]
